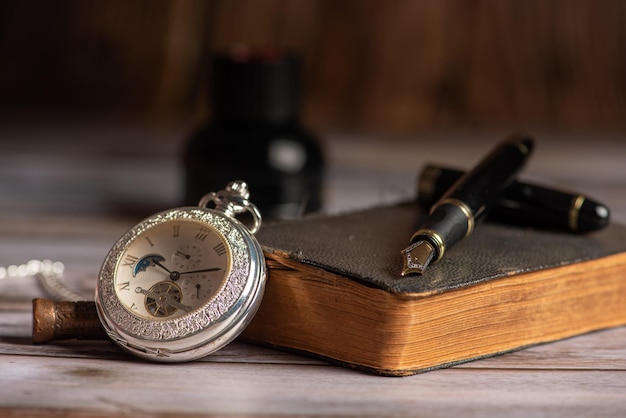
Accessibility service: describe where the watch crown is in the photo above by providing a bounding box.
[198,180,262,235]
[226,180,250,200]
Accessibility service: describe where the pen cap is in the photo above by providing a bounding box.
[418,163,610,232]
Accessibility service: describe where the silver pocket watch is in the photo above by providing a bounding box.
[95,181,266,362]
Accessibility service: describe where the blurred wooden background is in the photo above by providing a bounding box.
[1,0,626,133]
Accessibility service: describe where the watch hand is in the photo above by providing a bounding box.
[154,261,172,274]
[175,250,191,259]
[179,267,221,275]
[135,287,192,312]
[145,260,181,281]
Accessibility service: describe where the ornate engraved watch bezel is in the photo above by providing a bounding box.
[95,206,266,362]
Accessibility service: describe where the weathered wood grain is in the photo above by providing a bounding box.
[4,1,626,131]
[1,353,625,417]
[2,307,626,370]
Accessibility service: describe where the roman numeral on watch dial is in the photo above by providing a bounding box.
[213,243,227,256]
[122,254,138,268]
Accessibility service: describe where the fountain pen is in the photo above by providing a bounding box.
[401,135,534,276]
[417,165,610,232]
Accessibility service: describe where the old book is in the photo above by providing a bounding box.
[243,201,626,376]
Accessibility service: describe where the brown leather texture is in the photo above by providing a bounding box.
[257,201,626,296]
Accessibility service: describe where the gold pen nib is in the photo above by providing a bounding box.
[401,240,435,276]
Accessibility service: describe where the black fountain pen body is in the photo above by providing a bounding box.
[417,165,610,232]
[401,136,534,276]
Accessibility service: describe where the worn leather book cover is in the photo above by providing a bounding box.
[244,201,626,376]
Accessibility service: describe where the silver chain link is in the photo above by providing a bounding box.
[0,259,86,301]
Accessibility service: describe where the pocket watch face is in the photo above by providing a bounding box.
[97,198,266,362]
[113,219,230,320]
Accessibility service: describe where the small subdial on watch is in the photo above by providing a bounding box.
[172,244,203,271]
[136,281,191,318]
[181,274,221,303]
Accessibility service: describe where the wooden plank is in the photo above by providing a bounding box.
[1,353,625,417]
[2,307,625,371]
[462,327,626,370]
[0,308,323,366]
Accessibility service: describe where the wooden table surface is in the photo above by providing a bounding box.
[1,121,625,417]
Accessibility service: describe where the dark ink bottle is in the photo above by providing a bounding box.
[183,46,324,220]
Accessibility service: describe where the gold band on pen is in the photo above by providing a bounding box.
[410,228,446,262]
[431,198,475,237]
[569,195,585,231]
[513,138,532,157]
